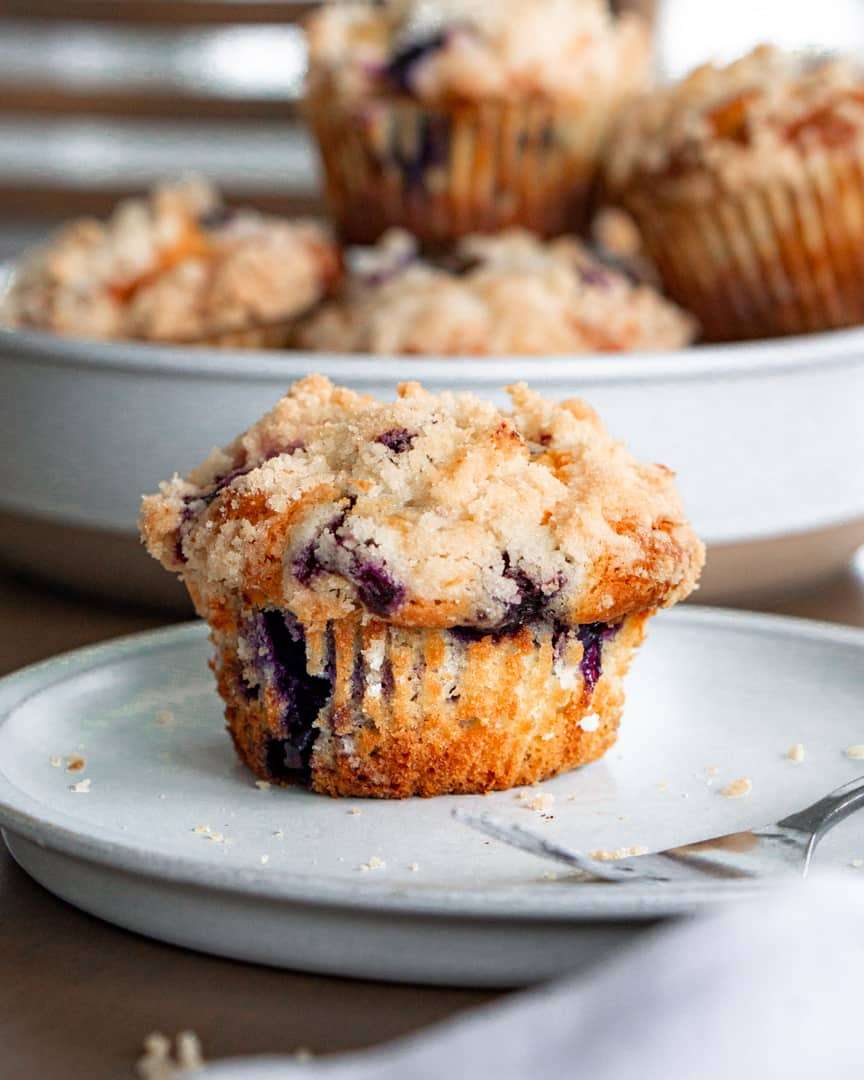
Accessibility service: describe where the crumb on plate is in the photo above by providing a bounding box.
[720,777,752,799]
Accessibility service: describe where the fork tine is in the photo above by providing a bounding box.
[451,808,660,884]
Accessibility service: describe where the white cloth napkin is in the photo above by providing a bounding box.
[201,876,864,1080]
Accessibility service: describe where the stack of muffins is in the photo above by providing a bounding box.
[3,0,698,356]
[8,7,864,348]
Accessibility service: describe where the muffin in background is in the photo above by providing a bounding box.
[605,46,864,342]
[297,228,696,355]
[2,178,341,347]
[305,0,652,247]
[140,375,704,798]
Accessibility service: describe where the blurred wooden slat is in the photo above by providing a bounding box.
[0,20,306,120]
[0,186,323,219]
[0,115,321,218]
[0,2,319,26]
[0,86,301,120]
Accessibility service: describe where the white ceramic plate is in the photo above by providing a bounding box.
[3,607,864,987]
[2,269,864,605]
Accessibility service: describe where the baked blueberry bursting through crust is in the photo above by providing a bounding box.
[249,611,334,783]
[141,375,703,798]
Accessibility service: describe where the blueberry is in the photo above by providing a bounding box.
[348,555,406,617]
[376,428,415,454]
[578,265,614,290]
[576,622,622,695]
[251,610,334,783]
[390,113,451,189]
[292,540,322,586]
[385,32,449,95]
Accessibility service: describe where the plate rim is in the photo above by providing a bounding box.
[2,606,864,923]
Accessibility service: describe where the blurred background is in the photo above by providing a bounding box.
[2,0,862,264]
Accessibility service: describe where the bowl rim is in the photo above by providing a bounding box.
[3,262,864,386]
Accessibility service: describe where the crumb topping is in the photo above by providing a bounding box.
[786,743,806,763]
[606,46,864,194]
[140,374,704,630]
[306,0,651,105]
[298,229,696,355]
[3,177,340,344]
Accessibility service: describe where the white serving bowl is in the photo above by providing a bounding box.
[2,307,864,609]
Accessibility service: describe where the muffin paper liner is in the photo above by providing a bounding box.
[617,144,864,341]
[307,95,617,246]
[216,609,649,798]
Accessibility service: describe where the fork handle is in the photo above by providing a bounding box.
[778,775,864,838]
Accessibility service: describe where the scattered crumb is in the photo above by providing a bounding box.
[255,780,271,792]
[69,778,91,794]
[590,846,648,861]
[851,858,864,869]
[192,825,211,836]
[294,1048,313,1064]
[348,808,362,816]
[260,855,270,865]
[720,777,752,799]
[136,1031,204,1079]
[845,745,864,760]
[705,766,720,777]
[408,862,420,872]
[657,781,670,792]
[49,755,62,769]
[208,831,225,844]
[579,714,600,733]
[359,855,386,872]
[273,829,285,839]
[526,794,555,813]
[154,710,175,728]
[787,743,806,763]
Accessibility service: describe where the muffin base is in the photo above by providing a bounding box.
[617,144,864,341]
[308,96,613,247]
[214,608,650,798]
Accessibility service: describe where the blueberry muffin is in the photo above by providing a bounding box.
[605,46,864,341]
[305,0,652,245]
[2,178,341,347]
[140,375,703,798]
[297,228,696,354]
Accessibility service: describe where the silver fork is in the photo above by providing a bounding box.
[453,777,864,884]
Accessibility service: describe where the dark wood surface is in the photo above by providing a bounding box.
[1,559,863,1076]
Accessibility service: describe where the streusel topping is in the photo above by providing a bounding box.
[297,229,696,355]
[2,178,340,343]
[606,46,864,192]
[141,375,704,628]
[306,0,651,104]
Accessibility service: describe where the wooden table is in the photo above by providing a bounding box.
[2,561,863,1078]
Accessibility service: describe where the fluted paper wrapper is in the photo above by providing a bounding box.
[308,95,616,246]
[618,145,864,342]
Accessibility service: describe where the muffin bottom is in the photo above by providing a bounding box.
[213,607,650,798]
